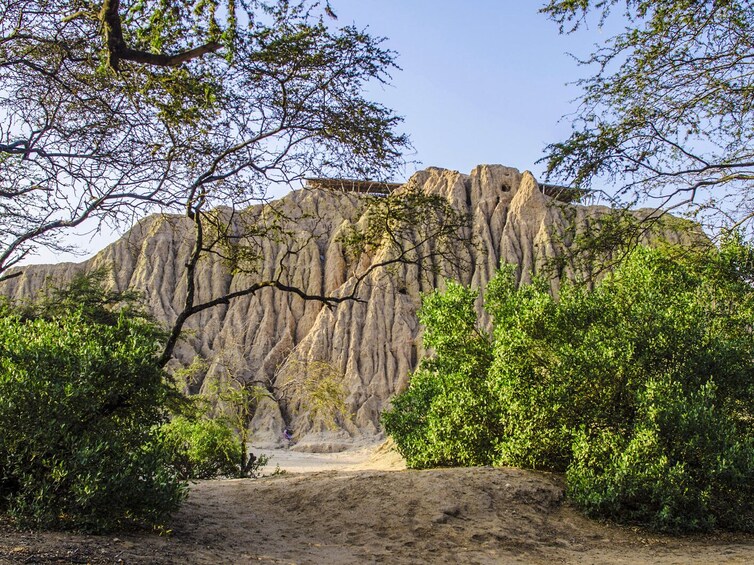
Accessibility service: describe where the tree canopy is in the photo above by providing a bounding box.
[1,0,474,370]
[541,0,754,234]
[0,0,408,277]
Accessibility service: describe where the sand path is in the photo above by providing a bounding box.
[2,442,754,564]
[252,440,407,474]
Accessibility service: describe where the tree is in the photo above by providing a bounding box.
[1,0,470,370]
[384,240,754,532]
[541,1,754,235]
[0,0,407,278]
[202,360,273,476]
[275,357,350,432]
[0,272,185,532]
[158,184,471,366]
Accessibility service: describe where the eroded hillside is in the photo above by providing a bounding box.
[0,165,696,446]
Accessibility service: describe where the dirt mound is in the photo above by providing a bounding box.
[2,464,754,564]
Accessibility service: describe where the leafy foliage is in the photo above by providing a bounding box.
[385,239,754,532]
[540,0,754,233]
[381,282,497,467]
[0,0,408,281]
[161,416,243,480]
[568,378,754,532]
[0,274,185,531]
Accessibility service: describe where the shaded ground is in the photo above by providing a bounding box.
[1,444,754,564]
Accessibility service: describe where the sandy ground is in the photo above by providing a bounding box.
[252,440,408,474]
[2,442,754,564]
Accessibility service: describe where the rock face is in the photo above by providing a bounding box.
[0,165,694,447]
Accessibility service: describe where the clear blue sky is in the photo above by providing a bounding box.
[28,1,613,265]
[330,0,610,180]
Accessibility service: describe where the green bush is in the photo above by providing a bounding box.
[382,282,498,467]
[0,313,185,532]
[162,416,242,479]
[384,239,754,532]
[0,272,186,532]
[567,378,754,532]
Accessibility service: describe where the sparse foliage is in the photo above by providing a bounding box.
[178,355,270,477]
[211,376,271,476]
[0,0,409,290]
[277,358,349,431]
[0,0,476,378]
[541,0,754,235]
[339,186,473,284]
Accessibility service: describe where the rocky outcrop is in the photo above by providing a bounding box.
[0,165,696,447]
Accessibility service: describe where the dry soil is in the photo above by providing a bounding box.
[1,442,754,564]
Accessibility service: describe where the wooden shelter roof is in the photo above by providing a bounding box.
[540,183,592,203]
[305,177,402,195]
[305,177,590,203]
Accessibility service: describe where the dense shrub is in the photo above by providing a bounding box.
[161,416,243,479]
[0,313,185,532]
[383,240,754,532]
[567,379,754,532]
[0,273,186,532]
[381,282,497,467]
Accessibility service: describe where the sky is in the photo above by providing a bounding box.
[27,1,615,265]
[332,0,600,179]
